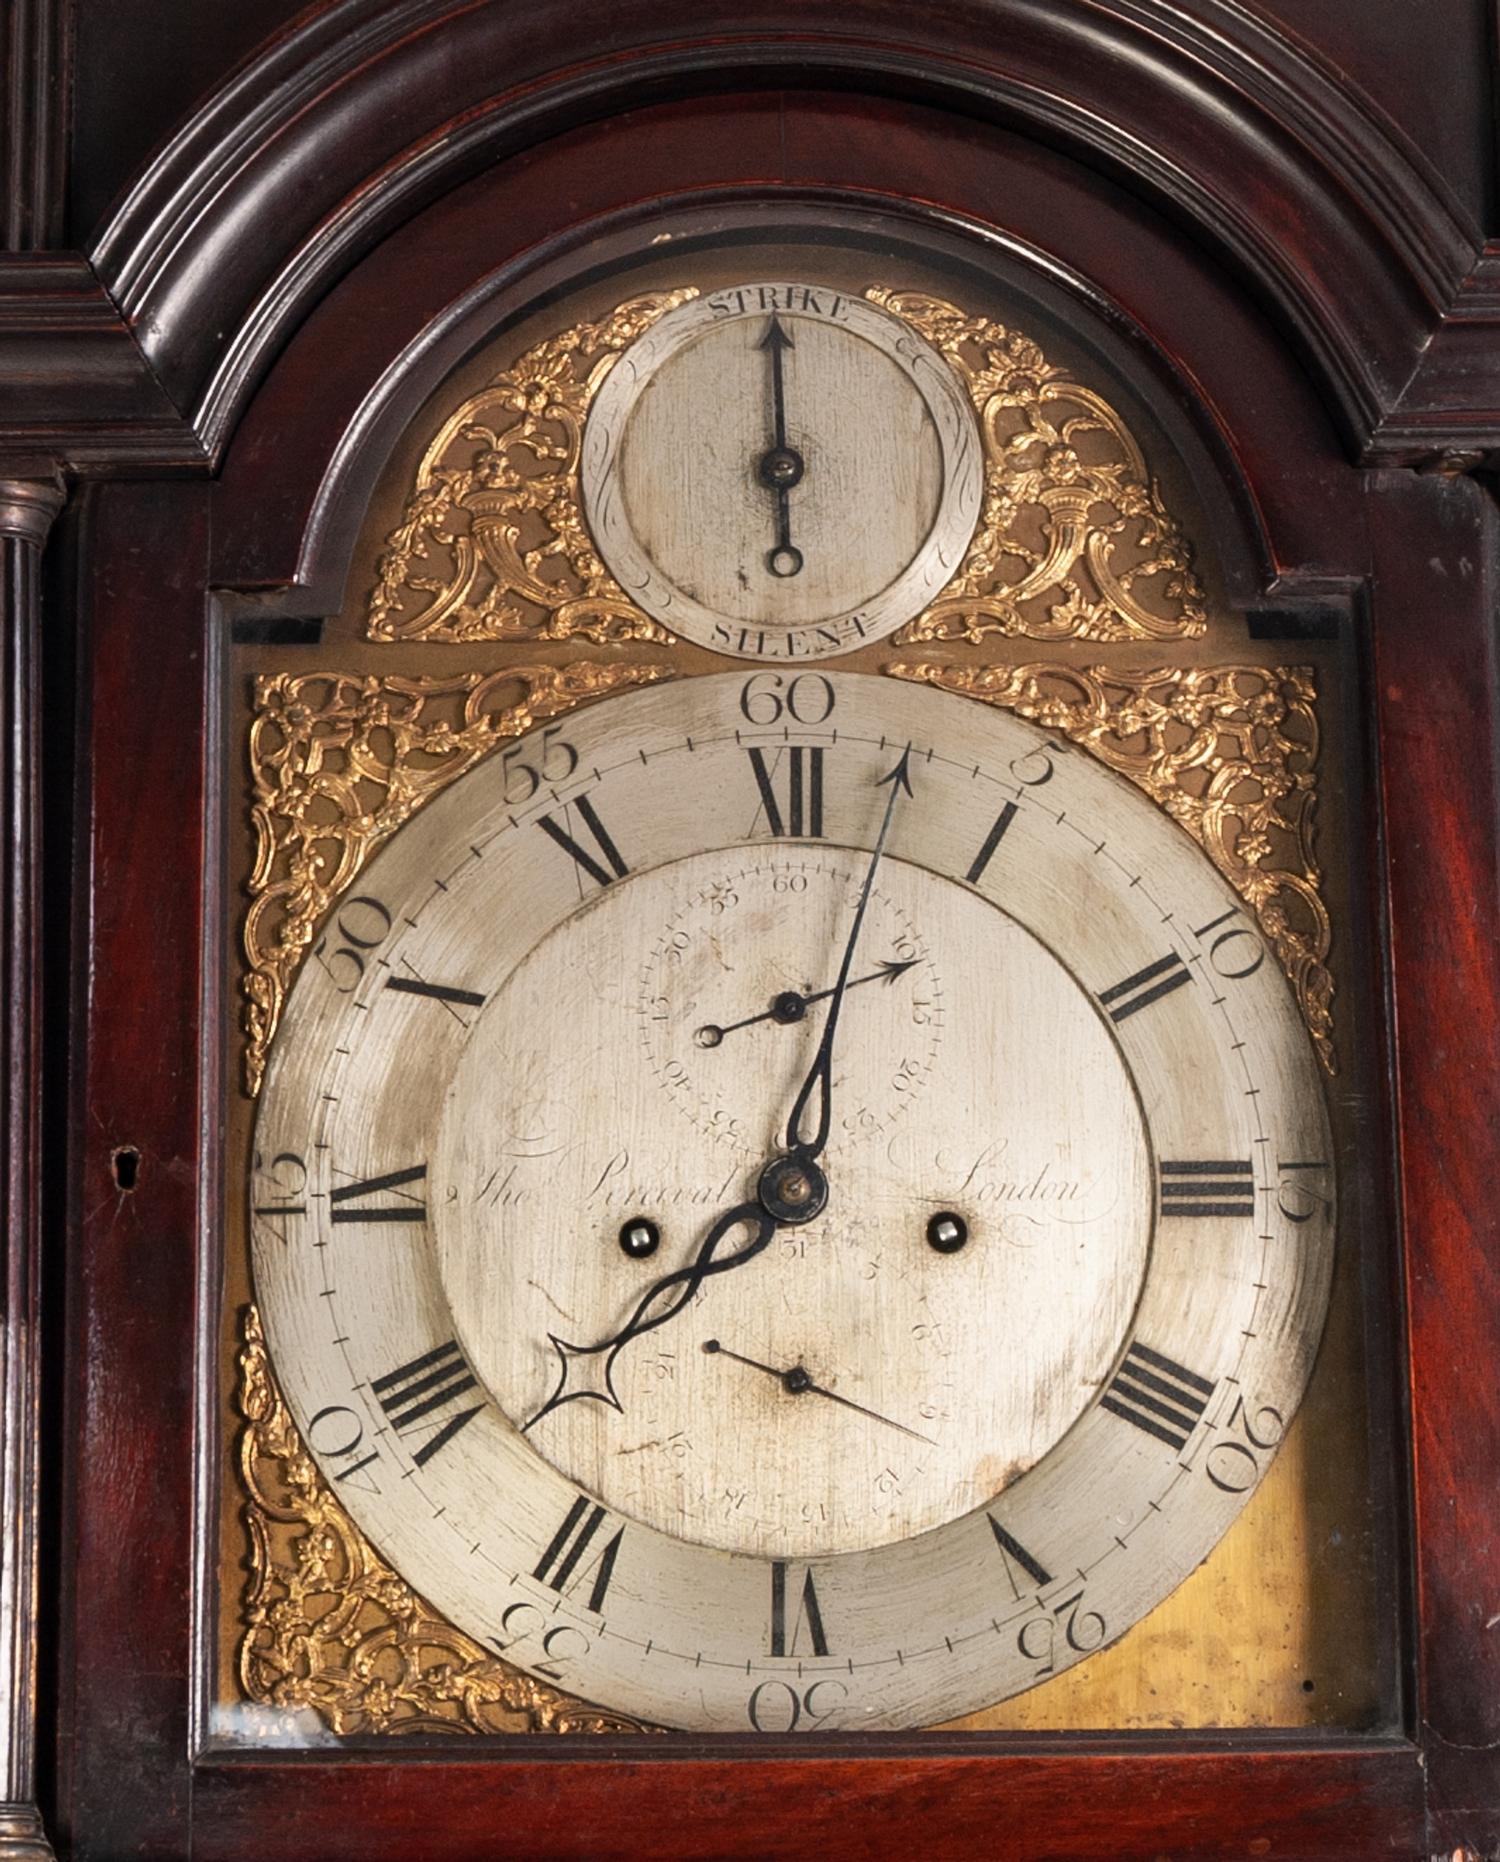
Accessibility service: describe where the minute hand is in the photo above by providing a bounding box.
[783,747,914,1160]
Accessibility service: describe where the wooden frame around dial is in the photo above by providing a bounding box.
[11,8,1500,1858]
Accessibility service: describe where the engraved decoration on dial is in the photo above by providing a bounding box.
[250,670,1333,1733]
[365,286,1204,653]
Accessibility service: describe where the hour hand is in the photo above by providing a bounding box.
[521,1199,775,1431]
[522,1332,623,1430]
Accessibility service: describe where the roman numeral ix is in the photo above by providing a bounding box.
[1100,1342,1214,1450]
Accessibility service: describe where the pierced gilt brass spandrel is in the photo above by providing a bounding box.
[367,283,1205,652]
[888,659,1334,1072]
[236,1305,657,1738]
[366,291,696,644]
[242,661,674,1095]
[867,289,1207,645]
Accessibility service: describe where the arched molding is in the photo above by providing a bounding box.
[206,109,1362,614]
[83,0,1492,469]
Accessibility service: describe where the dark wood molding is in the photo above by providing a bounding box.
[1,2,1496,473]
[72,0,1497,469]
[0,258,204,473]
[0,472,63,1862]
[2,0,69,250]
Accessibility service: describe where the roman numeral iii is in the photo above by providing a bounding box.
[1159,1159,1256,1218]
[1100,1342,1214,1450]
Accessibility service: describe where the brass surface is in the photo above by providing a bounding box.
[236,1306,658,1738]
[871,290,1206,644]
[367,286,1205,650]
[225,237,1386,1738]
[241,660,673,1094]
[366,291,693,643]
[890,659,1335,1073]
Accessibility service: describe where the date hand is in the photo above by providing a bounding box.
[695,956,919,1048]
[702,1339,936,1445]
[783,747,914,1160]
[523,1200,774,1431]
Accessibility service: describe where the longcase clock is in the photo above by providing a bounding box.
[6,4,1500,1858]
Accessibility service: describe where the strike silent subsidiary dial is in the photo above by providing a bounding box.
[580,284,984,660]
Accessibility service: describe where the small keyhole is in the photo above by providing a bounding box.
[112,1146,141,1192]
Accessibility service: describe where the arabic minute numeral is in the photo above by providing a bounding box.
[1276,1158,1333,1224]
[738,670,835,726]
[1203,1393,1287,1493]
[746,1676,848,1733]
[312,894,392,992]
[1193,904,1266,979]
[252,1149,308,1238]
[305,1403,381,1491]
[499,725,579,804]
[1017,1589,1108,1677]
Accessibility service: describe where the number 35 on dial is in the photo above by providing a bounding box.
[251,670,1333,1733]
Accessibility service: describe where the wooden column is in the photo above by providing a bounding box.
[0,472,62,1862]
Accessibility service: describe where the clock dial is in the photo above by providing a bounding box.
[580,286,984,658]
[251,671,1333,1732]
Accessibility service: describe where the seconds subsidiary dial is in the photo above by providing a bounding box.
[251,672,1333,1733]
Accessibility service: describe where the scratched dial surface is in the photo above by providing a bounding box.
[251,672,1334,1732]
[580,285,984,660]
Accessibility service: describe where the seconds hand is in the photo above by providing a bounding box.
[695,957,919,1048]
[702,1339,937,1445]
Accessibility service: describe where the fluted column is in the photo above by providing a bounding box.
[0,474,62,1862]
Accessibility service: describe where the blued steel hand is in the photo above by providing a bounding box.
[523,1199,775,1431]
[783,747,914,1160]
[695,957,919,1049]
[757,315,804,578]
[702,1339,936,1445]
